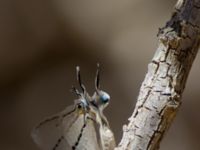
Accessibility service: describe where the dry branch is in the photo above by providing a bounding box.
[115,0,200,149]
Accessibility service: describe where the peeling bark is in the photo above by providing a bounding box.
[115,0,200,149]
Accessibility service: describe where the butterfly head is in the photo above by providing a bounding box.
[71,64,110,113]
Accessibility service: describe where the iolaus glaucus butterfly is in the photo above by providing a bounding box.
[31,64,116,150]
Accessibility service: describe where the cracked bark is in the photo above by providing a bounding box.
[115,0,200,149]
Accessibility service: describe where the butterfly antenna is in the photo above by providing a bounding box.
[76,66,86,93]
[95,63,100,92]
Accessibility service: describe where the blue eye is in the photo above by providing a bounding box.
[101,97,108,103]
[100,92,110,103]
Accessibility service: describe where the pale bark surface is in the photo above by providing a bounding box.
[115,0,200,149]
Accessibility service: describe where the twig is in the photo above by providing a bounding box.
[115,0,200,149]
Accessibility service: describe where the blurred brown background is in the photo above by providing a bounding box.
[1,0,200,150]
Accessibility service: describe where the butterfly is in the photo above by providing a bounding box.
[31,64,116,150]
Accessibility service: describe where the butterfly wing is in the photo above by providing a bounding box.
[64,114,100,150]
[31,105,100,150]
[79,118,100,150]
[31,105,76,150]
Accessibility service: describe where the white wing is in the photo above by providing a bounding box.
[31,105,100,150]
[31,105,75,150]
[64,114,100,150]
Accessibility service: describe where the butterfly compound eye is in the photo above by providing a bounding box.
[77,103,83,110]
[100,92,110,104]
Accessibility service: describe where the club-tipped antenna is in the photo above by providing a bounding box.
[76,66,86,93]
[95,63,100,92]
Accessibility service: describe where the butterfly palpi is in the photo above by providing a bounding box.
[31,64,116,150]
